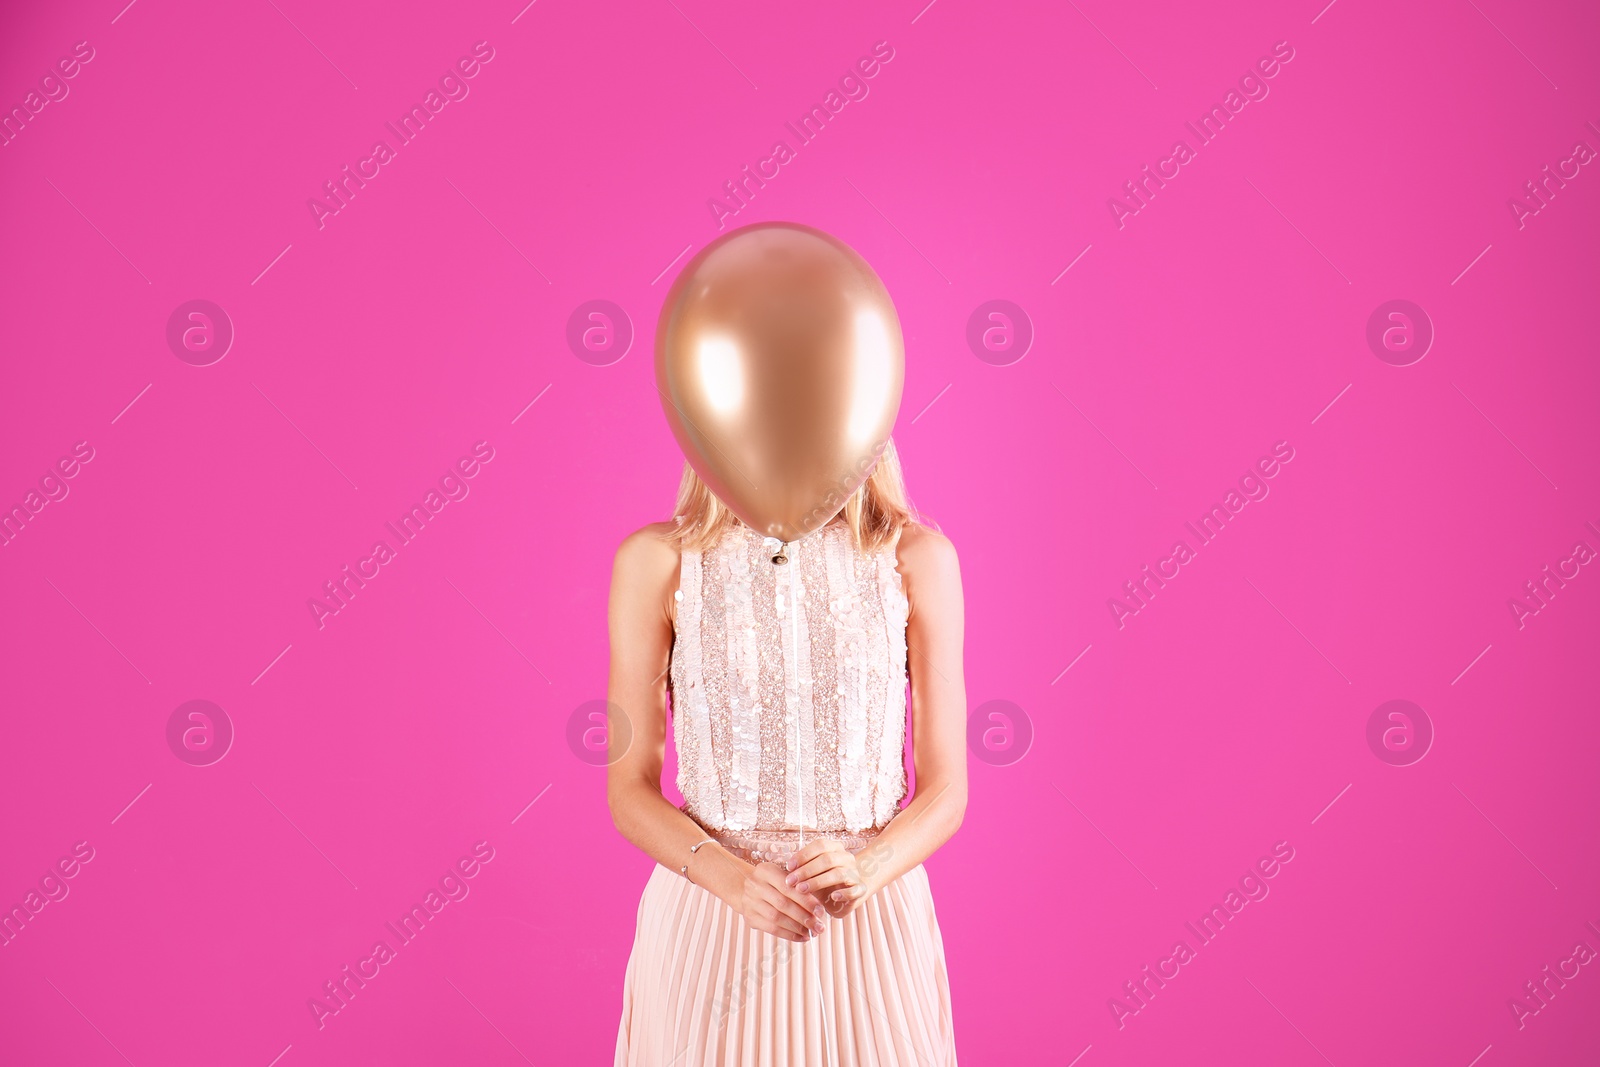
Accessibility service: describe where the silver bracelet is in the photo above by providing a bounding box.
[680,837,718,882]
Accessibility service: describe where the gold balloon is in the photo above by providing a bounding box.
[655,222,905,543]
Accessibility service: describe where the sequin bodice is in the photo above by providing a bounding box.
[669,520,910,834]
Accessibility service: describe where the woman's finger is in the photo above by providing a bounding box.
[784,840,844,873]
[780,882,826,912]
[783,842,826,871]
[798,866,860,894]
[786,853,850,886]
[760,883,823,934]
[759,863,824,912]
[756,900,808,941]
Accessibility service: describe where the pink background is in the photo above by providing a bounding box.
[3,0,1598,1063]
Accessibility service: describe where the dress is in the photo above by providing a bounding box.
[615,519,958,1066]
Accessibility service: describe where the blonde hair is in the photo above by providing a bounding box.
[668,438,920,553]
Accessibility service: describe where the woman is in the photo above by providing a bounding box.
[608,439,967,1065]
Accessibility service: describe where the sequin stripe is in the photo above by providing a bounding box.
[674,549,725,828]
[873,546,911,826]
[699,543,734,817]
[857,548,890,828]
[826,525,872,831]
[668,549,692,808]
[786,537,818,827]
[751,540,788,828]
[803,529,845,831]
[722,537,762,829]
[775,538,802,825]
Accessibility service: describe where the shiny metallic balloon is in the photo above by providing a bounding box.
[655,222,905,543]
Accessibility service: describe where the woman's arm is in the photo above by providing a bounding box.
[605,523,827,942]
[786,523,969,911]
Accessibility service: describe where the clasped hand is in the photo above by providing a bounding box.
[785,838,873,919]
[732,838,880,941]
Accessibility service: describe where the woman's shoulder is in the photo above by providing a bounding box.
[893,521,958,572]
[891,522,962,616]
[612,521,682,581]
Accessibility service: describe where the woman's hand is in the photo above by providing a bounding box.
[785,839,887,918]
[733,861,828,942]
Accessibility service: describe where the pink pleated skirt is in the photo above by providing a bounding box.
[615,862,957,1066]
